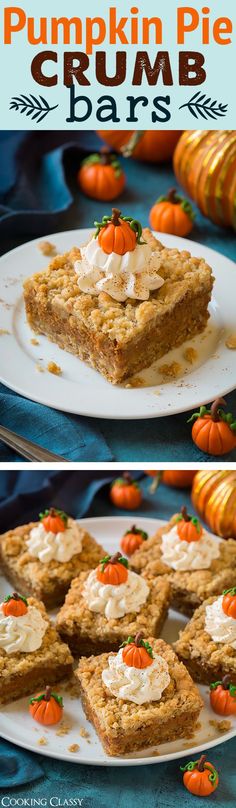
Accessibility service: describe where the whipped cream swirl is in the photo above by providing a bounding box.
[74,236,164,302]
[102,647,170,704]
[26,519,83,563]
[161,524,221,571]
[205,595,236,648]
[0,605,47,654]
[82,569,149,620]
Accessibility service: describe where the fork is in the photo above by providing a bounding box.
[0,425,69,462]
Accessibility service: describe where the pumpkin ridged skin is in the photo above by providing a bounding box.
[98,218,136,255]
[192,416,236,456]
[174,130,236,229]
[149,199,193,236]
[78,159,125,201]
[41,509,67,534]
[98,131,181,163]
[183,766,218,797]
[222,590,236,619]
[192,470,236,539]
[122,644,152,668]
[210,685,236,716]
[96,555,128,586]
[2,594,28,617]
[177,520,202,543]
[110,478,142,510]
[121,531,144,556]
[29,692,63,726]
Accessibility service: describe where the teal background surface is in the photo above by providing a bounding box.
[0,474,235,805]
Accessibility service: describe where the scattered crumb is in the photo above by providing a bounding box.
[35,364,44,373]
[0,328,10,335]
[56,722,72,737]
[68,743,80,753]
[209,719,232,732]
[183,347,198,364]
[47,361,62,376]
[226,333,236,349]
[152,749,160,756]
[159,361,182,379]
[125,376,144,388]
[30,338,40,346]
[37,737,48,746]
[79,727,90,739]
[38,241,57,257]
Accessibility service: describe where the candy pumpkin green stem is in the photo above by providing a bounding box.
[39,508,68,524]
[188,398,236,432]
[99,552,128,572]
[29,687,63,707]
[210,675,236,696]
[121,632,154,658]
[125,525,148,540]
[81,149,122,178]
[94,210,146,244]
[4,592,28,605]
[180,755,218,783]
[156,188,195,220]
[112,474,140,489]
[223,587,236,596]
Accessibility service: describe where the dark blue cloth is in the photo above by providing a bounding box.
[0,471,235,805]
[0,131,235,461]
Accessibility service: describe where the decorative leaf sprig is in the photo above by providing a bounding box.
[10,93,58,123]
[179,92,228,121]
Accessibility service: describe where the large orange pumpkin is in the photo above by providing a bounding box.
[98,130,181,163]
[192,470,236,538]
[145,471,196,488]
[174,130,236,229]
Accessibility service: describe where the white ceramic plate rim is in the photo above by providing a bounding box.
[0,516,235,766]
[0,230,235,419]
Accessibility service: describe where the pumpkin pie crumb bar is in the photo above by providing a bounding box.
[174,596,236,685]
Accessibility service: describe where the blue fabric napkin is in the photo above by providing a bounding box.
[0,384,113,462]
[0,740,43,787]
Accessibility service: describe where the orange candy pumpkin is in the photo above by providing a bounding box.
[95,208,145,255]
[98,130,181,163]
[181,755,219,797]
[78,148,125,201]
[39,508,68,534]
[110,473,142,510]
[122,632,153,668]
[210,675,236,716]
[29,686,63,725]
[120,525,148,556]
[2,593,28,617]
[149,188,194,237]
[176,506,203,543]
[189,398,236,456]
[96,552,128,585]
[222,587,236,619]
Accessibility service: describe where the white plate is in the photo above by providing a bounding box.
[0,516,235,766]
[0,230,235,419]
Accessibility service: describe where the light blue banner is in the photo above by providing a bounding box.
[0,0,235,129]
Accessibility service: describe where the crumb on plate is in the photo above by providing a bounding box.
[56,722,72,737]
[35,364,44,373]
[47,361,62,376]
[38,241,57,257]
[30,338,40,346]
[79,727,90,739]
[159,361,182,379]
[225,333,236,349]
[183,347,198,364]
[37,737,47,746]
[209,719,232,732]
[0,329,10,335]
[68,743,80,753]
